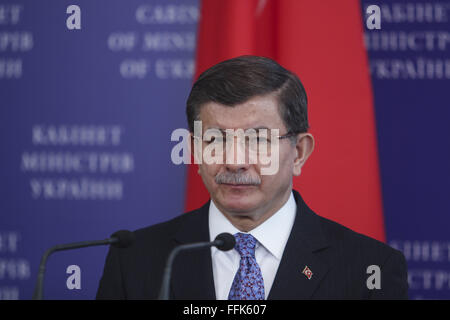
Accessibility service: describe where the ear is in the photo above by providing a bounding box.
[188,132,203,174]
[292,133,315,176]
[188,132,200,164]
[188,131,194,158]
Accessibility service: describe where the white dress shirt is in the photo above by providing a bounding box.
[209,191,297,300]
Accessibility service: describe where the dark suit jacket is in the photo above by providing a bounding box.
[96,189,408,299]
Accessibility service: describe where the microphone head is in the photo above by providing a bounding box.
[214,233,236,251]
[110,230,135,248]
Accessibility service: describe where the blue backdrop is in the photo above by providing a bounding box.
[0,0,449,299]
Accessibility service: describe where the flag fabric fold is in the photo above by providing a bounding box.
[185,0,385,242]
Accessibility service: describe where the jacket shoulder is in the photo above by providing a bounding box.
[131,206,205,247]
[96,206,208,299]
[316,213,402,262]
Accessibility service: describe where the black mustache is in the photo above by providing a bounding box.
[215,172,261,185]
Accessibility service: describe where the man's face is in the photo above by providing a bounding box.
[194,94,308,222]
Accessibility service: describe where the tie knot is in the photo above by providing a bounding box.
[233,233,257,257]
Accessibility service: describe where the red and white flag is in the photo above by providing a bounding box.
[185,0,385,242]
[302,266,313,280]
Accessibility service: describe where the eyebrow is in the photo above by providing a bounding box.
[207,126,271,133]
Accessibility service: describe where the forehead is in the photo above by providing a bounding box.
[199,94,286,130]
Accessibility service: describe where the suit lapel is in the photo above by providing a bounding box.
[169,190,330,300]
[268,190,331,299]
[170,201,217,300]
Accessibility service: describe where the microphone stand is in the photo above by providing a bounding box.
[158,241,218,300]
[32,238,116,300]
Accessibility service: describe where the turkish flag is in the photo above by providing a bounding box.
[185,0,385,242]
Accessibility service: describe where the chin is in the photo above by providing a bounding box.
[217,190,262,214]
[225,203,257,214]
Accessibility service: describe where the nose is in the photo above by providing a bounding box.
[224,134,251,171]
[225,161,250,173]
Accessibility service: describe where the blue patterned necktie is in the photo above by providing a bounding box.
[228,233,265,300]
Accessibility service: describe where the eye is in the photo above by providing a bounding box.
[207,136,223,144]
[246,136,258,145]
[257,136,270,144]
[246,136,270,150]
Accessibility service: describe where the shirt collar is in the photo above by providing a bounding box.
[209,191,297,260]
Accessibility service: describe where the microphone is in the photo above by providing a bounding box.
[32,230,135,300]
[158,232,236,300]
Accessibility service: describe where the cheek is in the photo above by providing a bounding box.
[199,164,221,185]
[258,148,294,181]
[280,147,296,171]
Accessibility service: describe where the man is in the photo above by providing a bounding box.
[96,56,408,300]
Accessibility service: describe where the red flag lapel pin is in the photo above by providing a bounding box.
[302,266,313,280]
